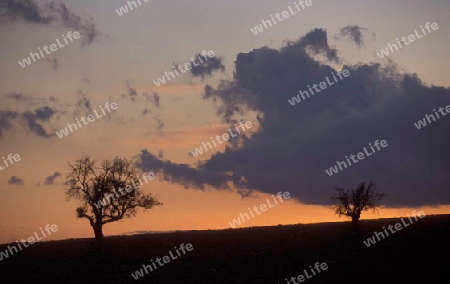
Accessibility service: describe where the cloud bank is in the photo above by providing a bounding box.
[134,28,450,207]
[0,0,98,46]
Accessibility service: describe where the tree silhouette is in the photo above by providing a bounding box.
[65,155,162,240]
[330,181,385,224]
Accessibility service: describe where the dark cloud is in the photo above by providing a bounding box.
[33,106,56,121]
[44,172,62,185]
[8,176,24,185]
[47,2,97,46]
[0,0,50,24]
[203,81,259,123]
[21,106,57,138]
[135,150,232,190]
[0,0,98,46]
[292,28,339,63]
[134,28,450,207]
[135,150,254,197]
[335,25,369,47]
[1,95,61,137]
[0,110,18,137]
[190,54,225,79]
[22,111,52,138]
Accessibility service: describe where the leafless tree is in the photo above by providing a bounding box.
[65,155,162,240]
[330,181,385,223]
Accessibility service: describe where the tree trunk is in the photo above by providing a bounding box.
[351,216,361,236]
[351,213,360,224]
[93,222,103,240]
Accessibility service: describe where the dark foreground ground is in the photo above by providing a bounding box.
[0,214,449,284]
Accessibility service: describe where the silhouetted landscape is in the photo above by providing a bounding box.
[1,0,450,283]
[1,214,448,283]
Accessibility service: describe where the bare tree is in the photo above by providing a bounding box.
[65,155,162,240]
[330,181,385,223]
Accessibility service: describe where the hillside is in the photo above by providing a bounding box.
[0,215,449,283]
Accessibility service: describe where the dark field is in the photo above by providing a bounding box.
[1,215,449,284]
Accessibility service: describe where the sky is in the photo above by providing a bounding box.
[0,0,449,244]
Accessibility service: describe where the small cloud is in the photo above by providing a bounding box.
[21,106,56,138]
[44,172,62,185]
[335,25,369,48]
[190,54,225,79]
[8,176,24,185]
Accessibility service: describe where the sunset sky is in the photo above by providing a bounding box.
[0,0,449,244]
